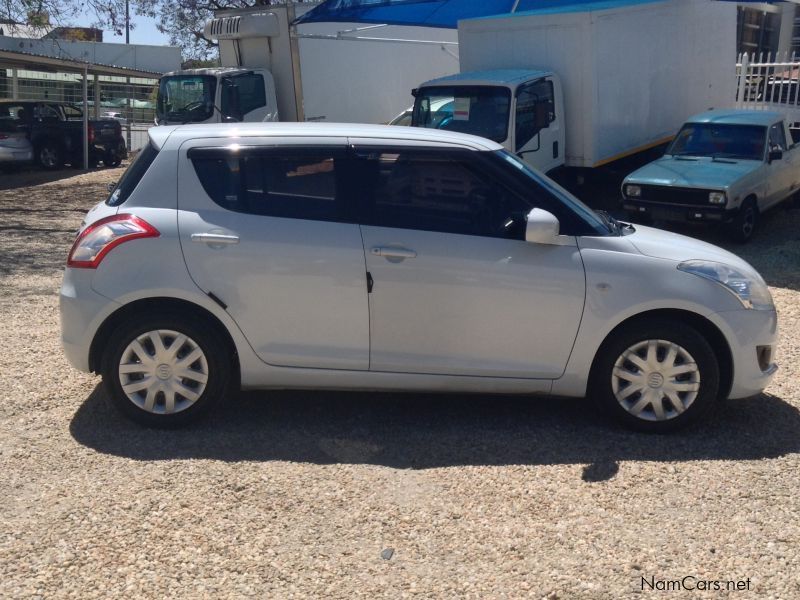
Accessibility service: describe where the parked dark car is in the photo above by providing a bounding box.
[0,101,127,170]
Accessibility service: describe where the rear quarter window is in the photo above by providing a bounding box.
[106,143,159,206]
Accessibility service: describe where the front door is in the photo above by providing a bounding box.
[514,78,563,174]
[177,139,370,370]
[353,144,585,379]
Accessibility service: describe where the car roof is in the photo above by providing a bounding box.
[421,69,552,88]
[149,122,506,152]
[685,109,784,127]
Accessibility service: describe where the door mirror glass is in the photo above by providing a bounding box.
[769,148,783,162]
[525,208,560,244]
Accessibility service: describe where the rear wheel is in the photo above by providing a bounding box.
[590,319,719,432]
[37,140,63,170]
[101,312,232,427]
[728,198,758,243]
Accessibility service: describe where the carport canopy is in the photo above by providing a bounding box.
[0,48,160,170]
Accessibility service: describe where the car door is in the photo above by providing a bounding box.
[514,78,562,174]
[765,121,794,209]
[177,138,370,371]
[352,143,586,379]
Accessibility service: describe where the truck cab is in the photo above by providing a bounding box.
[411,70,565,174]
[156,67,278,125]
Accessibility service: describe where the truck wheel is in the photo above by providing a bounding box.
[103,154,122,168]
[728,198,758,243]
[37,141,63,170]
[590,318,719,432]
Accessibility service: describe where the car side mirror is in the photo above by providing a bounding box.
[107,182,116,192]
[769,149,783,163]
[525,208,560,245]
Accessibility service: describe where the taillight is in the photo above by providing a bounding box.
[67,214,159,269]
[88,123,95,144]
[0,134,8,140]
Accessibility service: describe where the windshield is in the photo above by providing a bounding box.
[412,85,511,143]
[497,150,610,236]
[666,123,766,160]
[156,75,217,123]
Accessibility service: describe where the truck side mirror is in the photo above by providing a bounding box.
[768,148,783,162]
[525,208,560,244]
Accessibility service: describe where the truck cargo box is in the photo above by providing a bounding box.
[458,0,735,168]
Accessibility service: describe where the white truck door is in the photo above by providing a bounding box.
[766,121,795,209]
[513,78,563,174]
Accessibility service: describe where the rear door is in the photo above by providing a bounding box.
[177,138,370,370]
[352,143,585,379]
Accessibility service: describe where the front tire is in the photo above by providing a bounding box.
[728,198,758,243]
[101,312,231,427]
[37,140,63,170]
[590,319,719,432]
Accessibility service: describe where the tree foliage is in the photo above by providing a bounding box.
[0,1,317,60]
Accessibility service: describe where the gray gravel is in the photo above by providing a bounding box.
[1,166,799,599]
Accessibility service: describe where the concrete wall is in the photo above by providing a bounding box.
[0,36,181,73]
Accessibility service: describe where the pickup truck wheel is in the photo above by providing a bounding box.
[728,198,758,243]
[103,154,122,168]
[37,141,63,170]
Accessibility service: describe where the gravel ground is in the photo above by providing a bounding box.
[1,165,799,599]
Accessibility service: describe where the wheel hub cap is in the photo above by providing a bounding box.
[118,329,209,415]
[611,339,701,422]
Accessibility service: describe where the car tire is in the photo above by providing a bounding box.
[103,154,122,168]
[590,318,720,433]
[37,140,63,170]
[100,312,232,427]
[728,198,758,243]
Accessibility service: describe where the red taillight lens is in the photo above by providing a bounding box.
[0,133,8,140]
[88,123,95,144]
[67,214,159,269]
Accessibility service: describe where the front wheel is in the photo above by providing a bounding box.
[728,198,758,243]
[590,319,719,432]
[101,313,232,427]
[37,141,63,170]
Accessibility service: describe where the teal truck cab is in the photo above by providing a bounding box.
[622,110,800,242]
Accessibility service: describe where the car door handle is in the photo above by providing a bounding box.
[191,233,240,245]
[371,246,417,259]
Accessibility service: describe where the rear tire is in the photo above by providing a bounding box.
[100,312,232,427]
[728,198,758,243]
[590,318,719,432]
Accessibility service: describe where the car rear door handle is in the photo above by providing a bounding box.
[191,233,240,245]
[371,246,417,259]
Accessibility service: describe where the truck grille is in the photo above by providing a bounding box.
[638,186,711,206]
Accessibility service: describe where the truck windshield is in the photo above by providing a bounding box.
[156,75,217,123]
[412,85,511,143]
[667,123,766,160]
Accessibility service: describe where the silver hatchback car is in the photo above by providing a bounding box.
[61,123,778,431]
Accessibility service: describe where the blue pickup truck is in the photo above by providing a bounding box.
[621,110,800,242]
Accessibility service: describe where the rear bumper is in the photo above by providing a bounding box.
[0,146,33,163]
[624,200,734,223]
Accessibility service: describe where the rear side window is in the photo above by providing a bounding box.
[189,149,344,222]
[106,143,159,206]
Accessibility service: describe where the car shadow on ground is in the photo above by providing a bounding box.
[71,384,800,479]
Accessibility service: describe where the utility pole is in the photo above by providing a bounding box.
[125,0,130,44]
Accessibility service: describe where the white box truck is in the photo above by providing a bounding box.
[411,0,736,174]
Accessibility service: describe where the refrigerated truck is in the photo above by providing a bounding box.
[411,0,736,174]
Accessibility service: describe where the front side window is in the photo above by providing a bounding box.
[769,122,787,151]
[515,79,555,151]
[157,75,217,123]
[0,104,29,131]
[34,104,60,122]
[354,148,530,239]
[667,123,766,160]
[190,149,344,222]
[63,104,83,120]
[412,85,511,143]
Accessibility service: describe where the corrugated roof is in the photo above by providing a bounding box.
[0,46,161,78]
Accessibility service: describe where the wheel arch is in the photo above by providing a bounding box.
[89,297,240,381]
[590,308,733,400]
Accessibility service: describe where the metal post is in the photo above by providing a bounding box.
[83,65,89,170]
[126,77,132,151]
[737,53,749,108]
[11,68,18,99]
[93,74,100,119]
[126,0,130,44]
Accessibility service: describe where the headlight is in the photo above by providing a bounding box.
[678,260,774,310]
[708,191,726,205]
[625,184,641,198]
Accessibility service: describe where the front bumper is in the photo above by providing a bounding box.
[623,200,734,223]
[709,307,779,399]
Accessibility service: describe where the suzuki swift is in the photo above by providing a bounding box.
[60,123,778,432]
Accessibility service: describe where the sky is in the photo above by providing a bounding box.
[79,9,172,47]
